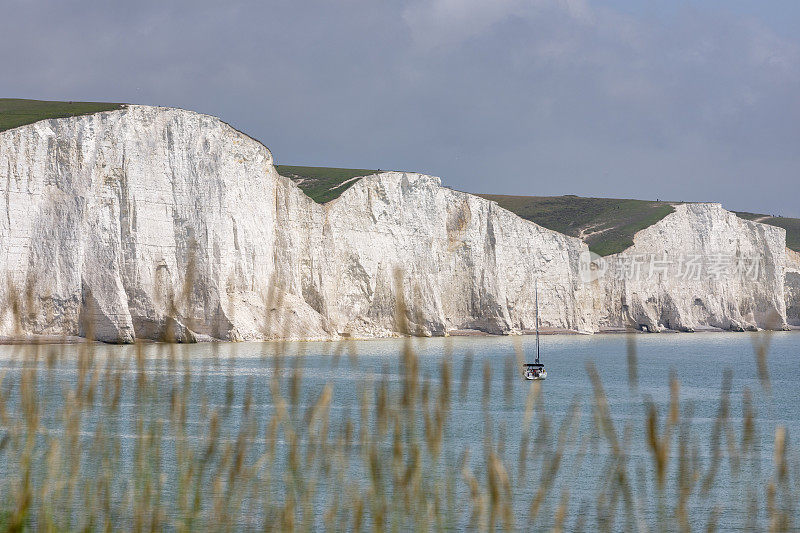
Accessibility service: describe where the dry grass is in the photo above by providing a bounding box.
[0,272,797,531]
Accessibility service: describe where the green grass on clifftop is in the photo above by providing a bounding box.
[478,194,676,256]
[0,98,125,133]
[276,165,379,203]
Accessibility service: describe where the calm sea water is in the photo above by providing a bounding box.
[1,332,798,530]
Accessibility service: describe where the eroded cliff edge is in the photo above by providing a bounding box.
[0,106,792,341]
[786,249,800,326]
[594,203,787,332]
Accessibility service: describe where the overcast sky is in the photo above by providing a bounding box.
[2,0,799,216]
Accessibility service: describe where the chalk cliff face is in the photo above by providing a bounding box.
[786,249,800,326]
[0,106,300,342]
[0,106,792,341]
[596,204,787,332]
[306,173,595,337]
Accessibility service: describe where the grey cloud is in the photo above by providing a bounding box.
[1,0,798,216]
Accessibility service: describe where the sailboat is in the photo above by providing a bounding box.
[524,279,547,380]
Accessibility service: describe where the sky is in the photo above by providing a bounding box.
[2,0,799,216]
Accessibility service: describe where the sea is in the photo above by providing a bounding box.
[0,332,798,530]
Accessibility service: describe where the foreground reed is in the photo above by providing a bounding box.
[0,283,797,531]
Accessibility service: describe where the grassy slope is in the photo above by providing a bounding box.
[482,196,800,255]
[478,194,676,256]
[0,98,125,133]
[275,165,378,203]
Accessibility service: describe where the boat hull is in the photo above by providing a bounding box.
[524,371,547,381]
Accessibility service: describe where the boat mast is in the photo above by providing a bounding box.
[535,278,540,364]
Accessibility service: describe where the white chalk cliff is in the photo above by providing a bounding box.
[0,106,792,341]
[594,204,787,332]
[786,248,800,326]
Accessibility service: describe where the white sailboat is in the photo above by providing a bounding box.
[524,279,547,380]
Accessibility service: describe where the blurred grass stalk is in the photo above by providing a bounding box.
[0,268,796,531]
